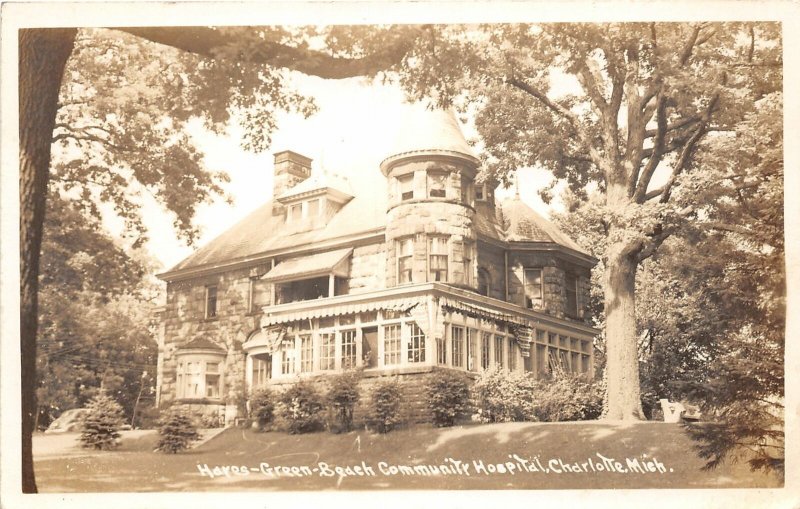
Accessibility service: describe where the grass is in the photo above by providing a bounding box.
[33,421,782,492]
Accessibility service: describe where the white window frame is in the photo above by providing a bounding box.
[176,354,224,400]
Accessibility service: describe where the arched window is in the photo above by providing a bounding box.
[175,338,226,400]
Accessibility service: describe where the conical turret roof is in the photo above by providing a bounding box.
[380,105,479,174]
[500,196,590,257]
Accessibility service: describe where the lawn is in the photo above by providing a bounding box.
[33,421,782,492]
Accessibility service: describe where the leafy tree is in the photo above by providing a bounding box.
[374,22,782,420]
[78,391,125,450]
[156,406,200,454]
[19,25,423,491]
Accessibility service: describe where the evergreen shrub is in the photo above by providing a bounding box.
[326,370,362,433]
[250,387,277,431]
[425,370,471,427]
[156,406,200,453]
[79,391,125,450]
[368,378,403,433]
[279,380,325,434]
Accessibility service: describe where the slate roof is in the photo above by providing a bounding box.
[499,196,589,255]
[160,108,590,279]
[177,337,225,351]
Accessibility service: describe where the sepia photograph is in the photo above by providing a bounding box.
[2,2,798,507]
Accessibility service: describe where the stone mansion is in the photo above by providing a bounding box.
[155,108,598,423]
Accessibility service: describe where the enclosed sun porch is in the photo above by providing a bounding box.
[242,282,598,391]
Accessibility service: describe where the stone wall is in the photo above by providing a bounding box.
[507,252,592,321]
[161,266,262,411]
[349,242,387,294]
[476,241,506,300]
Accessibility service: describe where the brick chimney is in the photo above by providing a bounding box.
[272,150,312,215]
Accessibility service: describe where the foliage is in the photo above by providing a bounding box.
[471,366,538,423]
[424,370,471,427]
[278,380,326,434]
[367,378,404,434]
[249,387,277,431]
[78,391,124,450]
[156,407,200,453]
[375,21,783,420]
[326,371,362,433]
[532,374,604,422]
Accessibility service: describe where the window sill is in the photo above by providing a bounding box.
[177,397,224,405]
[200,317,219,323]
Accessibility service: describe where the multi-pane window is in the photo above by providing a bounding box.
[565,273,579,317]
[508,339,517,371]
[341,330,357,369]
[383,324,402,365]
[319,333,335,371]
[408,322,426,363]
[184,361,201,397]
[397,238,414,284]
[281,347,296,375]
[251,356,270,387]
[300,335,313,373]
[205,285,217,319]
[437,336,447,365]
[205,362,220,397]
[428,171,447,198]
[524,269,543,309]
[494,335,504,368]
[481,332,491,370]
[466,329,478,371]
[429,236,448,282]
[451,325,465,368]
[475,185,484,201]
[399,174,414,201]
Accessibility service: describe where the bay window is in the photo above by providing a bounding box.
[176,356,224,400]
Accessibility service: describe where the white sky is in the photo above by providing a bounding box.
[142,74,560,271]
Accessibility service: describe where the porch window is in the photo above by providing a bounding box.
[428,171,447,198]
[205,285,217,319]
[451,325,465,368]
[300,334,313,373]
[524,269,543,309]
[383,324,402,365]
[429,236,448,282]
[397,238,414,284]
[251,355,271,387]
[319,333,336,371]
[341,330,357,369]
[481,332,491,370]
[508,339,517,371]
[437,336,447,365]
[408,322,426,363]
[494,335,504,368]
[281,348,296,375]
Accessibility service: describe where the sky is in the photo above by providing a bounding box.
[142,74,562,272]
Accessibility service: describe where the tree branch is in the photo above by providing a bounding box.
[116,26,420,80]
[634,95,668,201]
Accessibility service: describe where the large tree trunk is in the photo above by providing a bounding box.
[603,240,645,420]
[19,28,76,494]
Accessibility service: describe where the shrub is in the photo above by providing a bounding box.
[425,370,470,427]
[279,380,325,434]
[250,387,277,431]
[533,373,604,422]
[368,378,403,433]
[156,406,200,453]
[327,371,362,433]
[79,391,125,450]
[472,366,538,422]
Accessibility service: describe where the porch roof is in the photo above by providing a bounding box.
[261,247,352,283]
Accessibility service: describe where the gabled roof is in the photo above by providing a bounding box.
[276,171,354,202]
[499,196,590,257]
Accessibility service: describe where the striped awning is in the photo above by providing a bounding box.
[439,297,533,357]
[261,296,423,327]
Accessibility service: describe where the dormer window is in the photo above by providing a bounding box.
[307,198,320,217]
[428,171,447,198]
[399,174,414,201]
[288,203,302,223]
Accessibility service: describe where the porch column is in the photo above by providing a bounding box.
[328,274,335,297]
